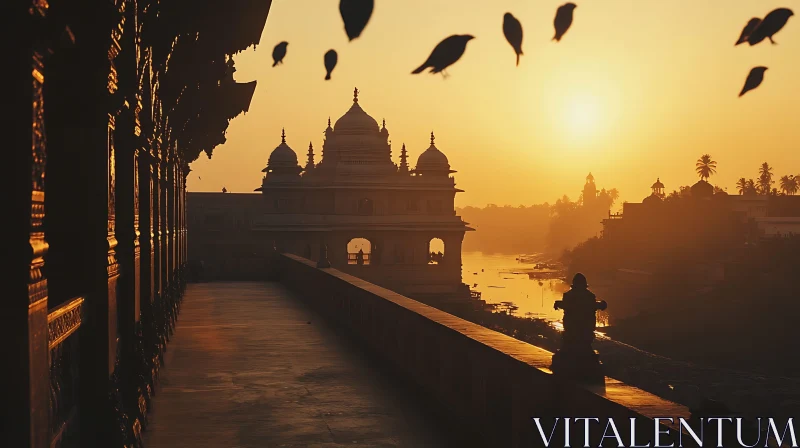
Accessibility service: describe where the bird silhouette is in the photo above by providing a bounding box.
[553,3,577,42]
[339,0,374,41]
[748,8,794,45]
[411,35,475,78]
[324,49,338,80]
[272,41,288,67]
[503,13,524,66]
[735,18,761,45]
[739,66,768,97]
[222,186,228,193]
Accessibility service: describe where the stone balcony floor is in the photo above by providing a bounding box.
[143,282,458,448]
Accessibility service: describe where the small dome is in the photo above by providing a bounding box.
[415,132,451,173]
[334,88,379,134]
[651,178,665,189]
[264,129,299,171]
[691,179,714,198]
[642,193,663,205]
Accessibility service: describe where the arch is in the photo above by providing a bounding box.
[428,238,445,264]
[347,238,372,265]
[357,197,374,215]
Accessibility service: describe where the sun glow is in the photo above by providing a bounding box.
[563,94,601,139]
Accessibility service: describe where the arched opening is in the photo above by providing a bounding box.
[357,197,374,215]
[428,238,445,264]
[347,238,372,265]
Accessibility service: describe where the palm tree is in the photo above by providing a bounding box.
[780,175,798,195]
[695,154,717,181]
[608,188,620,204]
[745,179,757,195]
[736,177,747,195]
[758,162,773,195]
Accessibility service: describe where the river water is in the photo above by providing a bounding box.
[461,251,609,327]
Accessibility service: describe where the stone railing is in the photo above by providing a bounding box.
[277,254,692,447]
[47,296,84,448]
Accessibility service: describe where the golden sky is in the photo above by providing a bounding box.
[186,0,799,207]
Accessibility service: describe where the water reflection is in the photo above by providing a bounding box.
[462,251,609,328]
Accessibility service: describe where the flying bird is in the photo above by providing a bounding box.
[739,66,768,97]
[748,8,794,45]
[411,34,475,78]
[735,18,761,45]
[272,41,288,67]
[553,3,577,42]
[339,0,374,41]
[324,49,338,80]
[503,13,524,66]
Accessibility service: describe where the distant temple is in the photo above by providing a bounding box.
[189,89,474,305]
[602,178,800,250]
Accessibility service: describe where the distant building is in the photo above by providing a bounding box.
[601,178,800,250]
[188,89,474,305]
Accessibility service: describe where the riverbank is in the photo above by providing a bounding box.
[456,251,800,422]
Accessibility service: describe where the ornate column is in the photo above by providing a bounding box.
[6,3,53,446]
[160,145,169,296]
[166,150,175,287]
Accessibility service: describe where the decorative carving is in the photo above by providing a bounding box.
[32,52,46,193]
[47,297,83,351]
[108,116,116,230]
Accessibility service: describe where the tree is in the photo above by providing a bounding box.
[736,178,748,195]
[695,154,717,181]
[780,175,798,195]
[745,179,757,195]
[758,162,774,195]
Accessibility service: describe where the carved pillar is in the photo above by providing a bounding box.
[151,143,161,304]
[6,3,52,446]
[160,147,169,293]
[166,151,175,285]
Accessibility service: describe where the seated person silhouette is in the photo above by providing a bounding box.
[551,273,607,383]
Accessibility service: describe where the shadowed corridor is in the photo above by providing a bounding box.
[142,282,459,447]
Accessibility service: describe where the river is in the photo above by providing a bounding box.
[461,251,609,326]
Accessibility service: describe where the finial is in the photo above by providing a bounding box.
[327,117,331,127]
[430,131,435,145]
[309,141,313,151]
[353,87,359,103]
[281,128,286,144]
[382,118,386,129]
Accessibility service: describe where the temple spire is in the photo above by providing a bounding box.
[381,118,386,130]
[353,87,359,103]
[306,142,315,170]
[399,143,409,173]
[281,128,286,144]
[430,131,435,145]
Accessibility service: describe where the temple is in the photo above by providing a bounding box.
[189,88,474,306]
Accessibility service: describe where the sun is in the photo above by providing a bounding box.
[563,94,601,139]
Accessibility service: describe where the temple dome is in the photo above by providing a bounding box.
[691,179,714,198]
[263,129,301,175]
[334,90,379,134]
[267,141,298,168]
[415,132,452,174]
[642,193,663,205]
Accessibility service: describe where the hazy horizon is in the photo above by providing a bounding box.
[186,0,798,207]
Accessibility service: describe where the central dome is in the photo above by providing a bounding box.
[334,88,379,133]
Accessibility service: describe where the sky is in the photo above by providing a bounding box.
[186,0,799,208]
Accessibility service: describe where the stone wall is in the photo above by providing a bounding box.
[278,253,693,447]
